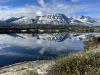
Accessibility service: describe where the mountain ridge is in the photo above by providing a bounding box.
[0,14,99,26]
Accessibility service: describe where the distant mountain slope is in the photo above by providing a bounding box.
[11,16,36,25]
[0,13,99,26]
[70,16,100,26]
[5,17,24,23]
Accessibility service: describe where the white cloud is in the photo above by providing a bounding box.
[35,10,43,16]
[0,5,44,19]
[36,0,85,16]
[0,0,85,19]
[38,0,45,7]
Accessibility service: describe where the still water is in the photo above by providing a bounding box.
[0,33,92,67]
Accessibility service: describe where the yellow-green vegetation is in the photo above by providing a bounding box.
[47,50,100,75]
[28,70,38,75]
[23,70,38,75]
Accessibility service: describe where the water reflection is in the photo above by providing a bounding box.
[0,32,99,66]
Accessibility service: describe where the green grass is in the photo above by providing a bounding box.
[47,50,100,75]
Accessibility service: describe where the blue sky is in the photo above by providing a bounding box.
[0,0,100,19]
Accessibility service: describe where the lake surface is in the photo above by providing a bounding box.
[0,33,98,67]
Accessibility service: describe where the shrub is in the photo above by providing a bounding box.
[47,50,100,75]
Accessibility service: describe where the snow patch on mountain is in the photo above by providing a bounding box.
[11,16,36,25]
[36,13,69,25]
[70,16,100,26]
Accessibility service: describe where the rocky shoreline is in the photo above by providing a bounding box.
[0,60,55,75]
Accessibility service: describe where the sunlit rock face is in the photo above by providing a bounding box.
[36,13,69,25]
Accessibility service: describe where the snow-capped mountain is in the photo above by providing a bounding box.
[5,17,24,23]
[36,13,69,25]
[36,14,100,26]
[11,16,36,25]
[5,16,35,25]
[0,13,99,26]
[70,16,100,26]
[35,14,100,26]
[1,16,36,25]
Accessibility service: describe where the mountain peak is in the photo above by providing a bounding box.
[36,13,70,25]
[70,15,98,26]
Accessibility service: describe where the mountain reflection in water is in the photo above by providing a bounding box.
[0,33,85,67]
